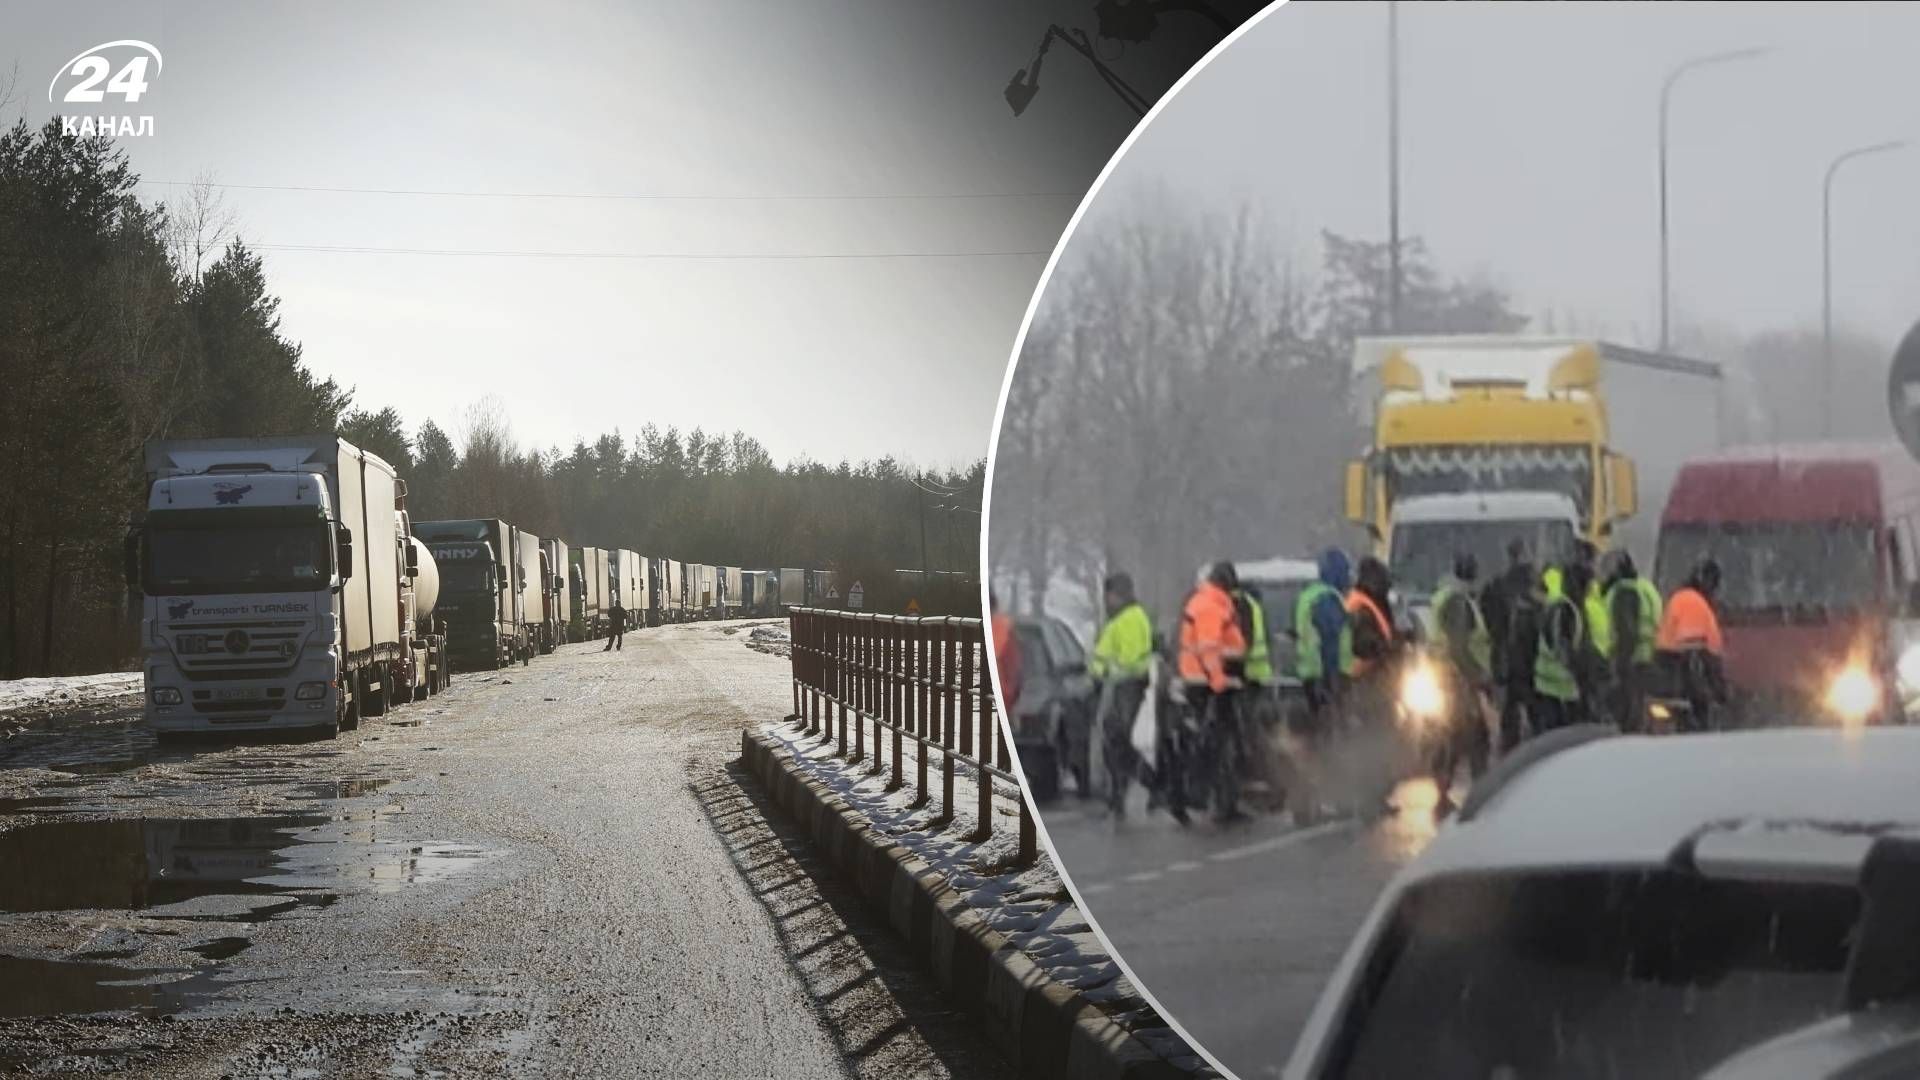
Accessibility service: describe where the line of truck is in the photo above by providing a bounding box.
[125,436,846,738]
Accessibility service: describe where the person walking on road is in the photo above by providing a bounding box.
[1533,561,1605,733]
[1604,550,1663,732]
[1292,548,1351,823]
[1655,557,1728,729]
[1179,561,1249,825]
[1432,552,1493,807]
[1482,539,1541,753]
[604,598,628,651]
[991,589,1022,720]
[1090,573,1153,818]
[1342,556,1400,818]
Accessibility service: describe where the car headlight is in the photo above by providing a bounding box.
[1399,659,1447,724]
[295,681,328,701]
[151,687,182,705]
[1898,643,1920,694]
[1824,665,1879,726]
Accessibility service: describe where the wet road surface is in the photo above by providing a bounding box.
[1036,778,1443,1080]
[0,622,1009,1078]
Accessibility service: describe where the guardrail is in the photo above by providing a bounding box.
[787,607,1037,866]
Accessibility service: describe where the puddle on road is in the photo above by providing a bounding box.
[0,814,494,914]
[0,954,227,1019]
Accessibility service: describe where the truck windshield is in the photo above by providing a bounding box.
[437,558,495,594]
[1390,518,1576,598]
[1655,523,1880,619]
[146,513,329,595]
[1329,869,1858,1079]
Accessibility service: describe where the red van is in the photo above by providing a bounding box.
[1653,442,1920,726]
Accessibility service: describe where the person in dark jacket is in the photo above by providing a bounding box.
[1433,552,1493,792]
[1482,539,1540,752]
[604,598,627,651]
[1533,561,1607,732]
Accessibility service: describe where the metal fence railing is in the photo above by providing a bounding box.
[787,607,1037,866]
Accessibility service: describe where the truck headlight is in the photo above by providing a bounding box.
[1824,665,1879,727]
[151,687,182,705]
[295,681,328,701]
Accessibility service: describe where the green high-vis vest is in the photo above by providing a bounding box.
[1294,582,1352,681]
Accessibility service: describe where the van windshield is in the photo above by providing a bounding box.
[1655,523,1880,618]
[1330,869,1858,1079]
[1390,518,1577,599]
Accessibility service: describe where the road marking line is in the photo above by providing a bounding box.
[1121,869,1163,884]
[1080,882,1115,895]
[1166,860,1203,873]
[1204,819,1356,864]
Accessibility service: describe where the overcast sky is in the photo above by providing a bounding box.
[7,0,1236,469]
[1091,1,1920,356]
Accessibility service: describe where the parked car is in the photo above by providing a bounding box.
[1009,615,1096,803]
[1286,724,1920,1079]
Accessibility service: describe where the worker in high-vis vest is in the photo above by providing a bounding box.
[1656,556,1729,726]
[1090,572,1154,817]
[1431,552,1493,790]
[1294,549,1352,742]
[1533,560,1602,734]
[1603,550,1663,732]
[1344,556,1401,819]
[1179,561,1249,825]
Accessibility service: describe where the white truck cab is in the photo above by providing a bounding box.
[1385,491,1581,637]
[132,438,406,736]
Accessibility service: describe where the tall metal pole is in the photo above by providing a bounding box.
[1822,139,1906,437]
[1386,0,1402,333]
[1656,47,1767,353]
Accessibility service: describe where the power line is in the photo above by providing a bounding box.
[140,179,1081,203]
[254,242,1053,260]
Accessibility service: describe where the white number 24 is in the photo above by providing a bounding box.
[64,55,151,104]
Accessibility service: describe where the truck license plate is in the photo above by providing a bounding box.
[177,634,207,655]
[213,688,259,702]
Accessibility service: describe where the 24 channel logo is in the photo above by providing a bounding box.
[48,40,162,139]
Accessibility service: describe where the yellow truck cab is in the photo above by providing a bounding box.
[1344,336,1722,584]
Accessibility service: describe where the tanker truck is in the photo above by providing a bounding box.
[398,510,447,700]
[129,436,413,736]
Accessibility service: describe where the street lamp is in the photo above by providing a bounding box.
[1006,24,1150,118]
[1823,138,1906,436]
[1658,46,1768,352]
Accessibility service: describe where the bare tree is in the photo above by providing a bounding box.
[166,174,238,287]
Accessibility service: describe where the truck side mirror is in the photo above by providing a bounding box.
[336,527,355,581]
[1907,581,1920,618]
[554,575,564,593]
[123,528,142,588]
[1344,459,1378,539]
[405,542,420,577]
[1608,453,1638,521]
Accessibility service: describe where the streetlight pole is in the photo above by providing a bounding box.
[1823,138,1906,436]
[1386,1,1402,332]
[1657,46,1767,353]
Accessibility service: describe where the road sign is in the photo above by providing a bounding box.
[1892,319,1920,464]
[848,580,864,610]
[905,597,920,615]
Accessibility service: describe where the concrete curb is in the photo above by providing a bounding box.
[740,727,1192,1080]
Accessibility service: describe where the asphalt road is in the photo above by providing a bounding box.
[1037,777,1443,1080]
[0,622,1009,1079]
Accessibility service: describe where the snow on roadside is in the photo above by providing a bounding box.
[0,672,142,716]
[761,719,1215,1075]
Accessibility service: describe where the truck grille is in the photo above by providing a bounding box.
[166,619,308,679]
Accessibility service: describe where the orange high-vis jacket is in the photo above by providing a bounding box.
[1178,581,1246,692]
[991,612,1022,714]
[1655,587,1724,655]
[1345,588,1392,676]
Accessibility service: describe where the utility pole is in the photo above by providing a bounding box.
[917,483,930,597]
[1386,0,1402,333]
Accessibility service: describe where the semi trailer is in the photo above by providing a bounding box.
[538,537,570,653]
[572,546,609,637]
[130,436,418,736]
